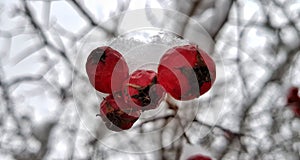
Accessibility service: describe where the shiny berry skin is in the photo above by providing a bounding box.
[123,70,165,111]
[99,94,141,131]
[187,154,212,160]
[86,46,129,93]
[157,45,216,100]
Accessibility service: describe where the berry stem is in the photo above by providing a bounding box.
[127,83,144,90]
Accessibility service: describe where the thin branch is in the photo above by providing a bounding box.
[212,0,234,40]
[69,0,116,37]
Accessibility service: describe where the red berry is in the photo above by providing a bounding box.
[86,46,129,93]
[157,45,216,100]
[291,104,300,117]
[287,87,299,104]
[123,70,165,111]
[286,87,300,117]
[187,154,212,160]
[99,94,141,131]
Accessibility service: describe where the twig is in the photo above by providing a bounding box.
[69,0,116,37]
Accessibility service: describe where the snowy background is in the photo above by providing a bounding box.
[0,0,300,160]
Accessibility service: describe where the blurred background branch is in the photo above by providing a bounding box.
[0,0,299,160]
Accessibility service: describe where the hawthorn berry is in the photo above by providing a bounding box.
[123,70,165,111]
[157,44,216,100]
[287,87,299,104]
[286,87,300,117]
[86,46,129,93]
[98,94,141,131]
[187,154,212,160]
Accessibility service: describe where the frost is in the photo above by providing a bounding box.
[106,30,190,72]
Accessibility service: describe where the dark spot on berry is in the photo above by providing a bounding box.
[151,76,157,84]
[91,47,107,64]
[176,53,211,98]
[106,112,121,127]
[131,85,151,107]
[194,52,211,85]
[193,53,211,94]
[130,76,159,108]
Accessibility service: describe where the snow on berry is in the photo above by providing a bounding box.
[157,44,216,100]
[86,46,129,93]
[123,70,165,111]
[98,94,141,131]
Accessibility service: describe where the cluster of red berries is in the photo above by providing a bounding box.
[286,87,300,117]
[86,44,216,131]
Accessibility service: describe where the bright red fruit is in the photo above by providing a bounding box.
[123,70,165,111]
[86,46,129,93]
[187,154,212,160]
[99,94,141,131]
[157,45,216,100]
